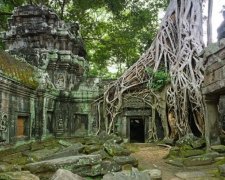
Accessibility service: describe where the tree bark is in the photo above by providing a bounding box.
[207,0,213,45]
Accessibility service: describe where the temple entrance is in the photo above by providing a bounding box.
[16,116,29,137]
[47,112,53,134]
[70,114,88,136]
[130,118,145,143]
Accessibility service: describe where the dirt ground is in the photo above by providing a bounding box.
[126,143,220,180]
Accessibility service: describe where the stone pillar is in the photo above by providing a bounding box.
[35,90,46,139]
[204,95,221,149]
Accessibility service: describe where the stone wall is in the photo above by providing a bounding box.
[202,42,225,147]
[0,5,101,144]
[0,73,36,144]
[116,96,152,142]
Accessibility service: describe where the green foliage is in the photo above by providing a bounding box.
[145,67,170,91]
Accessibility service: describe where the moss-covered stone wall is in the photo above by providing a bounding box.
[0,76,36,144]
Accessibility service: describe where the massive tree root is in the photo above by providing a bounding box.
[99,0,205,140]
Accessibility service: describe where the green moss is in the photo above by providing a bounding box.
[214,158,225,165]
[9,156,29,165]
[0,51,39,89]
[207,168,220,177]
[179,149,205,158]
[1,153,29,165]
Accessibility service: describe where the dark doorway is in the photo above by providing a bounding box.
[47,112,53,134]
[155,111,164,139]
[130,118,145,143]
[70,114,88,135]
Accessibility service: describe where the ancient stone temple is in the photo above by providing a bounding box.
[202,10,225,147]
[116,95,152,143]
[0,5,100,144]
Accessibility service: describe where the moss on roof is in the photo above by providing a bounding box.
[0,50,39,89]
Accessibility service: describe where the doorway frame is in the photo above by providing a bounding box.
[127,116,149,143]
[15,113,30,140]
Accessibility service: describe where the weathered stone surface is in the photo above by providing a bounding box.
[179,149,205,158]
[100,161,121,174]
[179,144,193,151]
[24,155,102,174]
[203,43,220,57]
[219,164,225,177]
[72,164,101,176]
[12,144,31,153]
[105,135,123,144]
[162,138,175,146]
[0,171,39,180]
[83,144,102,154]
[175,171,213,179]
[26,147,59,161]
[62,143,84,152]
[191,138,206,149]
[58,140,73,147]
[0,164,21,172]
[0,165,8,173]
[143,169,162,180]
[204,152,221,159]
[167,147,180,157]
[51,169,83,180]
[102,168,150,180]
[113,156,138,166]
[91,149,110,159]
[122,164,133,171]
[84,136,103,145]
[213,156,225,166]
[165,158,184,167]
[211,145,225,153]
[104,142,131,156]
[1,152,29,165]
[176,133,197,147]
[183,156,213,166]
[31,142,44,151]
[44,143,84,160]
[219,38,225,47]
[83,134,123,146]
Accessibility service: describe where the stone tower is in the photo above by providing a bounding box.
[2,5,88,91]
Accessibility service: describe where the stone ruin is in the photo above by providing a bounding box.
[2,4,225,148]
[0,5,100,144]
[2,5,88,91]
[0,6,143,178]
[202,10,225,147]
[0,4,152,145]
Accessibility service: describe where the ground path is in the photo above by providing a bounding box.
[126,143,221,180]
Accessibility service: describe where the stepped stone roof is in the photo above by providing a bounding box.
[0,50,38,88]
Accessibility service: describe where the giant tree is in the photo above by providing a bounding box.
[99,0,205,140]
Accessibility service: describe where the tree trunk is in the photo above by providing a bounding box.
[207,0,213,45]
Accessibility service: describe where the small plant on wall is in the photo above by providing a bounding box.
[145,67,170,91]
